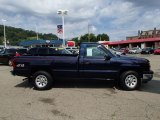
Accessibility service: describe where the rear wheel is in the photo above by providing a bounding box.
[32,71,53,90]
[120,71,141,90]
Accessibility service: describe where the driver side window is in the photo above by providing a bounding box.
[86,46,106,57]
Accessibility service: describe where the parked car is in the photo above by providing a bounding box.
[109,48,126,55]
[65,47,79,54]
[141,47,154,54]
[56,48,72,54]
[128,47,142,54]
[27,47,72,56]
[12,42,153,91]
[17,48,28,55]
[0,48,28,66]
[0,48,17,65]
[0,47,4,53]
[154,48,160,55]
[65,47,78,50]
[119,48,129,54]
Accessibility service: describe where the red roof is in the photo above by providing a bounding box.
[103,37,160,45]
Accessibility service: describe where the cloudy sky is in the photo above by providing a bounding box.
[0,0,160,41]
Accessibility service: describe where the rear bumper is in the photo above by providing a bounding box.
[142,70,154,83]
[11,69,30,77]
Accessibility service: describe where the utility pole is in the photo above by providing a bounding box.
[35,25,39,40]
[57,10,68,47]
[88,23,90,42]
[2,19,7,48]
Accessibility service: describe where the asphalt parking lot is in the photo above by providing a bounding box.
[0,54,160,120]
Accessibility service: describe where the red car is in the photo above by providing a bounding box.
[119,48,129,53]
[154,48,160,55]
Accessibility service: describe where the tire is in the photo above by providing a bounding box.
[32,71,53,90]
[120,71,141,90]
[8,59,12,66]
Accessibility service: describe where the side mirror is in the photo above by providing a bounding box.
[104,55,111,60]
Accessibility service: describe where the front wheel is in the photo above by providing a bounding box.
[32,71,53,90]
[120,71,141,90]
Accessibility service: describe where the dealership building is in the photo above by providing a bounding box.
[18,28,160,49]
[102,28,160,49]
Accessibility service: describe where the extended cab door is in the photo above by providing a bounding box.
[53,56,78,78]
[79,44,116,79]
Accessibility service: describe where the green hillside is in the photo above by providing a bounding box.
[0,25,58,45]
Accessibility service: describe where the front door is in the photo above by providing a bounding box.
[79,44,116,79]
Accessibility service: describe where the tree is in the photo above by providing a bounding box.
[89,33,97,42]
[97,33,109,41]
[72,33,110,45]
[0,36,3,45]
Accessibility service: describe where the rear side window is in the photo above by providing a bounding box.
[48,48,58,54]
[38,48,48,55]
[28,48,37,55]
[17,49,27,54]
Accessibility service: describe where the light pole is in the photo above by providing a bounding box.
[2,19,6,48]
[57,10,68,47]
[88,23,93,42]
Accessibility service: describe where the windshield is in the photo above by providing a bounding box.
[3,49,17,54]
[100,44,116,57]
[108,49,116,54]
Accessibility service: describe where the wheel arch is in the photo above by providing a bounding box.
[119,68,143,80]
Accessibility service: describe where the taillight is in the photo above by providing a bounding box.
[12,58,16,69]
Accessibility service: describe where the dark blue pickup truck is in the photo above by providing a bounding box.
[11,43,153,90]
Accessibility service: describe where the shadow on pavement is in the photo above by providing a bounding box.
[54,79,115,88]
[15,78,160,94]
[15,78,33,89]
[139,79,160,94]
[15,78,115,89]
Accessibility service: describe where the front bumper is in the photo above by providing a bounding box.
[142,70,154,83]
